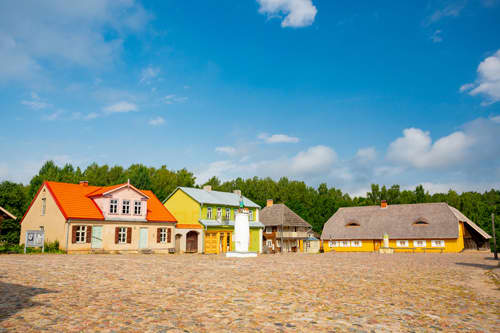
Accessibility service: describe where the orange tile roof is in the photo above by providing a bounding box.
[31,181,176,222]
[175,224,203,229]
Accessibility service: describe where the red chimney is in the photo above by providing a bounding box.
[381,200,387,208]
[79,181,89,187]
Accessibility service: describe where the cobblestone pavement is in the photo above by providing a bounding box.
[0,252,498,332]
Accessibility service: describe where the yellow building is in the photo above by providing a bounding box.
[321,201,491,253]
[164,185,264,254]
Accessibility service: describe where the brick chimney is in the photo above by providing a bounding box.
[203,185,212,192]
[267,199,273,207]
[79,181,88,187]
[380,200,387,209]
[233,189,241,197]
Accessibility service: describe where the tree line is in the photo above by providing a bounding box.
[0,161,499,250]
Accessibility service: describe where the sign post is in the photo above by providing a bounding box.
[492,213,497,260]
[24,229,45,254]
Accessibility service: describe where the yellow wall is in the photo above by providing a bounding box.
[201,205,256,221]
[20,184,67,249]
[323,236,465,253]
[164,189,202,227]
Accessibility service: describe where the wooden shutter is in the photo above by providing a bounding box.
[157,228,161,243]
[127,227,132,244]
[167,228,171,243]
[72,225,77,243]
[115,227,119,244]
[86,226,92,243]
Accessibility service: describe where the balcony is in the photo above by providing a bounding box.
[277,231,308,238]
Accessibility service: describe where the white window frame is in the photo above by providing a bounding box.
[351,240,362,247]
[266,239,273,247]
[118,227,127,243]
[109,199,118,214]
[396,240,409,247]
[225,208,231,220]
[329,241,339,247]
[216,207,222,219]
[341,240,350,247]
[207,207,212,219]
[41,197,46,216]
[265,227,272,233]
[76,225,87,243]
[431,240,444,247]
[413,240,426,248]
[159,228,167,243]
[122,200,130,214]
[134,201,141,215]
[248,209,253,221]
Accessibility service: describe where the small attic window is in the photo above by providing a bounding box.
[346,222,360,227]
[413,220,429,225]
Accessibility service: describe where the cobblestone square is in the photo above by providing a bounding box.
[0,253,498,332]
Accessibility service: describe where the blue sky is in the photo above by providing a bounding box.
[0,0,499,195]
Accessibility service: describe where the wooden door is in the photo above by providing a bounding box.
[139,228,148,249]
[186,231,198,253]
[205,232,217,254]
[91,226,103,249]
[175,234,181,253]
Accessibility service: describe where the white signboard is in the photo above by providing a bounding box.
[25,230,45,253]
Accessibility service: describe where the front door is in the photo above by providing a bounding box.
[139,228,148,249]
[91,226,103,249]
[374,240,381,251]
[186,231,198,253]
[205,232,217,254]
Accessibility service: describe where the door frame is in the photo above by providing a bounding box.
[139,227,149,249]
[91,225,103,249]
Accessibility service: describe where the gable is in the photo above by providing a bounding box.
[21,183,67,223]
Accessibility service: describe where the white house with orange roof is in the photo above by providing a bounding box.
[20,180,177,253]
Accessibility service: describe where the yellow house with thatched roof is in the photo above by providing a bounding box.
[321,201,491,253]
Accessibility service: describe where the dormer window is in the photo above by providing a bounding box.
[413,220,428,225]
[134,201,141,215]
[346,222,360,227]
[122,200,130,214]
[110,199,118,214]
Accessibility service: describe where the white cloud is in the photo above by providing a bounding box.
[162,94,188,104]
[149,116,165,126]
[460,49,500,105]
[139,66,160,84]
[103,101,138,113]
[0,1,151,82]
[430,30,443,43]
[43,110,63,121]
[355,147,376,164]
[258,133,300,143]
[290,145,337,175]
[424,1,466,25]
[20,92,51,109]
[85,112,100,120]
[387,128,471,169]
[215,146,237,155]
[257,0,317,28]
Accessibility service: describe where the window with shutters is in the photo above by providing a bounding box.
[110,199,118,214]
[76,226,87,243]
[118,227,127,243]
[159,228,167,243]
[134,201,141,215]
[122,200,130,214]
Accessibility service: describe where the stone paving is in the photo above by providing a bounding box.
[0,252,499,332]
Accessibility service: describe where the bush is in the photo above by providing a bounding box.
[0,241,63,254]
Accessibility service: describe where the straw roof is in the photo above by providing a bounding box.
[321,202,491,240]
[260,204,312,228]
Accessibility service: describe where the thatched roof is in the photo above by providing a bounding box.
[321,202,491,240]
[260,204,312,228]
